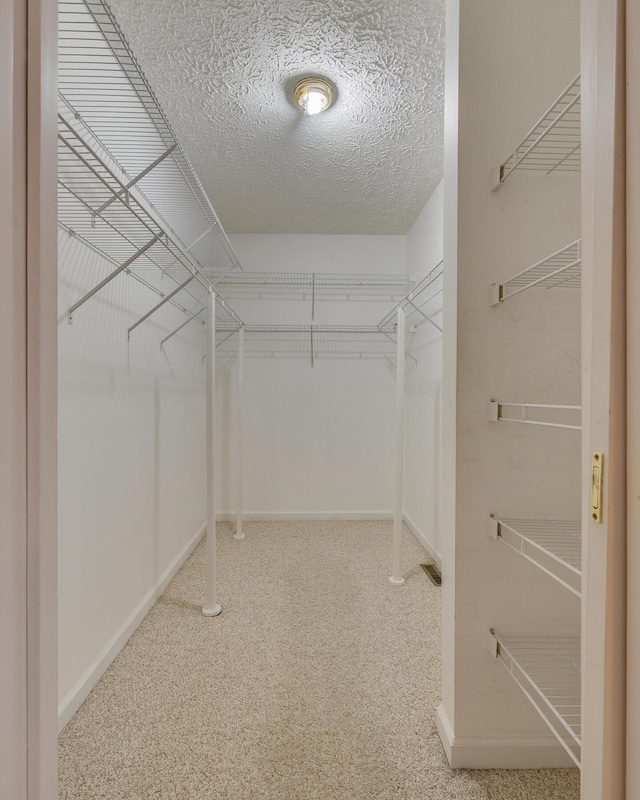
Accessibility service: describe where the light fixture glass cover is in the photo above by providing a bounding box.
[295,77,333,116]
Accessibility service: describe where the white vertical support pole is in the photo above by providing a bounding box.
[233,326,245,540]
[202,289,222,616]
[390,307,406,585]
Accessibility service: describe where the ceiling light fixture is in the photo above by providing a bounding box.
[294,77,333,116]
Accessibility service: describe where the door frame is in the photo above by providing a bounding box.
[626,1,640,795]
[0,0,58,797]
[581,0,627,798]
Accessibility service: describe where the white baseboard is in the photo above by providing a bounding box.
[435,705,574,769]
[216,511,394,522]
[402,512,442,568]
[57,523,206,733]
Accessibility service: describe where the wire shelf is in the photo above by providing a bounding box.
[59,0,241,274]
[209,272,413,297]
[377,262,443,333]
[488,400,581,431]
[490,630,581,767]
[208,272,414,322]
[58,0,245,340]
[494,75,581,188]
[488,517,581,596]
[214,325,412,363]
[490,240,581,305]
[58,114,206,312]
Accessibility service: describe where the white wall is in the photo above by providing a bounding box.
[217,234,406,517]
[58,230,207,728]
[403,182,444,563]
[58,228,427,733]
[439,0,582,768]
[58,231,409,726]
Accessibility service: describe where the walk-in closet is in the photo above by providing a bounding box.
[2,0,636,797]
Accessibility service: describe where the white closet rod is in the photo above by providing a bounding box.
[202,290,222,617]
[234,327,245,541]
[390,307,406,586]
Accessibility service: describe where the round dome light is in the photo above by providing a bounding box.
[294,77,333,116]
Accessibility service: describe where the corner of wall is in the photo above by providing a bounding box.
[436,704,574,769]
[57,522,206,733]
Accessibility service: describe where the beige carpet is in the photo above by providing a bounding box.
[58,521,580,799]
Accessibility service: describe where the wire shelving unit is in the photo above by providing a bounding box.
[492,75,581,190]
[489,630,581,767]
[488,400,581,431]
[58,0,444,615]
[209,272,413,298]
[490,240,581,305]
[208,271,414,323]
[58,0,245,338]
[215,324,410,366]
[488,517,581,596]
[487,67,582,770]
[377,261,443,333]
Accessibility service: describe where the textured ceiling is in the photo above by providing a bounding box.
[106,0,445,235]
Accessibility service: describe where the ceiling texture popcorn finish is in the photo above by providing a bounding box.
[105,0,446,235]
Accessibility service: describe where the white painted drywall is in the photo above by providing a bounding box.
[217,234,406,517]
[439,0,582,767]
[403,182,444,563]
[57,230,207,727]
[58,230,409,727]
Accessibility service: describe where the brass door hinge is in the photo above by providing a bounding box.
[591,452,604,523]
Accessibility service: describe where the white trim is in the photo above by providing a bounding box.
[436,705,574,769]
[57,523,206,732]
[403,511,442,567]
[216,511,394,522]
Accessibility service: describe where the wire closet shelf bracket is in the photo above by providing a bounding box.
[492,75,581,190]
[490,240,581,305]
[377,261,444,334]
[487,516,581,596]
[489,630,581,767]
[487,400,581,431]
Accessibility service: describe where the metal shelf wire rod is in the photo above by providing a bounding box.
[59,0,244,277]
[58,113,210,288]
[490,631,581,767]
[377,261,443,332]
[488,400,582,431]
[491,240,582,305]
[495,75,581,187]
[160,296,244,350]
[59,223,198,320]
[57,113,246,328]
[208,271,412,294]
[211,325,416,360]
[488,517,581,596]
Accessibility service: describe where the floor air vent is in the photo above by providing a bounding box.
[421,563,442,586]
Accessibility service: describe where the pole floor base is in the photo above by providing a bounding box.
[389,576,405,586]
[202,604,222,617]
[233,532,245,541]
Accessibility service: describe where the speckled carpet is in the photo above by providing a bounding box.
[58,521,580,799]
